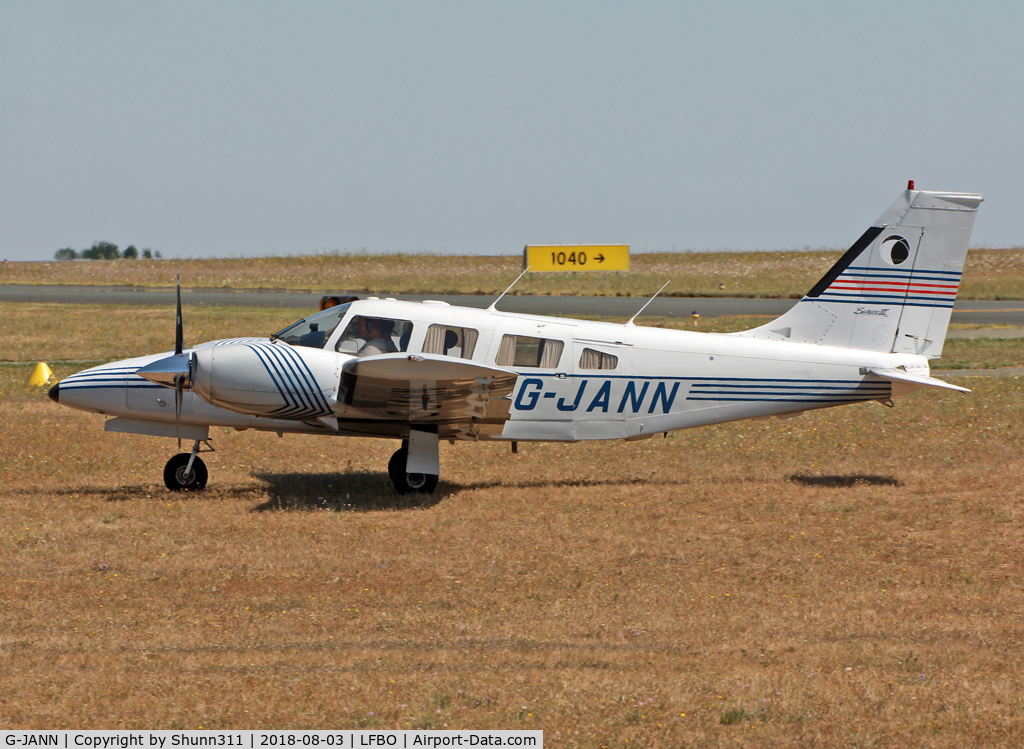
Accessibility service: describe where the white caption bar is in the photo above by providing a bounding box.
[1,733,542,749]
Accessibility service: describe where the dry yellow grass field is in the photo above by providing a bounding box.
[2,303,1024,746]
[4,247,1024,299]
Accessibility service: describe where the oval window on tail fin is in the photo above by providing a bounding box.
[881,235,910,266]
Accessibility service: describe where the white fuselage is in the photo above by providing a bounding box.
[56,298,930,444]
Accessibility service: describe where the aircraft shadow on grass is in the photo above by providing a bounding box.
[249,471,688,512]
[251,471,443,512]
[11,473,892,511]
[788,474,901,488]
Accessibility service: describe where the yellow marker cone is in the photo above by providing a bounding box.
[26,362,54,387]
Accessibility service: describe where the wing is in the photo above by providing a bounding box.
[337,353,519,424]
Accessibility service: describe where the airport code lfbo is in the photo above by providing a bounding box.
[523,244,629,272]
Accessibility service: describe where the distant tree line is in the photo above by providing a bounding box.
[55,241,162,261]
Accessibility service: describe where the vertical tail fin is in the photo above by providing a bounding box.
[736,187,983,356]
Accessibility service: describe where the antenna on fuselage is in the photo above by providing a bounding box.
[624,281,670,327]
[487,266,532,311]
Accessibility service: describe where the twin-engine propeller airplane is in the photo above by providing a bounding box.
[50,186,982,494]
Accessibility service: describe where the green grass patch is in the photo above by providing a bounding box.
[935,338,1024,370]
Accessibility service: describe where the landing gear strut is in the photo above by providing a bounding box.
[164,439,214,491]
[388,441,439,495]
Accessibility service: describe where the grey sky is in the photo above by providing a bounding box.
[2,1,1020,261]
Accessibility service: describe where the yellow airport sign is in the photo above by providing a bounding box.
[524,244,629,272]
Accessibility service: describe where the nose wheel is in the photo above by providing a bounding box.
[164,453,208,490]
[163,439,213,491]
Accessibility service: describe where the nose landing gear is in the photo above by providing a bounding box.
[164,439,214,491]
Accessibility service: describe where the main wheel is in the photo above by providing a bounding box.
[388,446,438,495]
[164,453,208,491]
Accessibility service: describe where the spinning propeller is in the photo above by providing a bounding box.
[173,275,188,429]
[136,275,196,444]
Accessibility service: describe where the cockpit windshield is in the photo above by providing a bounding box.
[271,303,352,348]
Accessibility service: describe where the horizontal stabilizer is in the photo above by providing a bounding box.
[866,367,969,395]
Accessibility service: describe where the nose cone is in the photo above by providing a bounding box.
[50,359,133,414]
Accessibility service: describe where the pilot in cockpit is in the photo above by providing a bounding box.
[355,317,398,357]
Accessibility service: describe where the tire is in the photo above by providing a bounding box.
[388,445,438,495]
[164,453,208,491]
[388,445,406,486]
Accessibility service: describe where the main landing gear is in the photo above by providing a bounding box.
[164,439,214,491]
[388,432,440,494]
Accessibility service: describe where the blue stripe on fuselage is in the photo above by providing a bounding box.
[512,376,892,414]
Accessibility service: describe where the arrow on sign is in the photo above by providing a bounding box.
[595,254,605,263]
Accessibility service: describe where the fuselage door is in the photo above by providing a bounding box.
[499,321,578,432]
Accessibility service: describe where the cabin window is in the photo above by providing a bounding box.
[422,325,479,359]
[579,348,618,370]
[495,335,563,368]
[336,316,414,357]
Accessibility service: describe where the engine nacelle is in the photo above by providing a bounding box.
[192,341,341,420]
